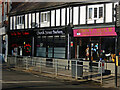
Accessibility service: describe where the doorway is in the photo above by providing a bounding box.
[89,41,100,61]
[75,37,100,61]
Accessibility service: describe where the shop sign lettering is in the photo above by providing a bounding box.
[74,27,117,37]
[37,29,64,35]
[10,32,30,36]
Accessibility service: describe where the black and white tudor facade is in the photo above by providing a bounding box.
[8,2,118,62]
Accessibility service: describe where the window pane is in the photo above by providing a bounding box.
[54,47,65,58]
[45,13,47,21]
[94,8,97,18]
[17,16,19,24]
[54,53,65,58]
[20,16,22,24]
[47,12,50,22]
[36,47,46,57]
[89,8,92,19]
[41,13,43,22]
[48,48,53,58]
[99,7,103,18]
[22,16,25,24]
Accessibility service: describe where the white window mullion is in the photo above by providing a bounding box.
[92,7,94,19]
[97,7,99,19]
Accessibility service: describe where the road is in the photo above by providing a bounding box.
[1,64,118,90]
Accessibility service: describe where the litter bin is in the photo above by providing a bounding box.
[71,60,83,78]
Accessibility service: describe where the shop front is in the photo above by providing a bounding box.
[73,27,117,62]
[35,28,67,59]
[8,31,34,56]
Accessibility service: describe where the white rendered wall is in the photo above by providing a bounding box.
[13,16,16,30]
[67,7,69,25]
[105,3,112,23]
[32,13,35,28]
[61,8,65,26]
[80,6,86,24]
[25,14,27,29]
[56,9,60,26]
[29,13,31,28]
[36,12,39,28]
[10,17,12,30]
[51,10,55,26]
[73,6,79,25]
[41,22,50,27]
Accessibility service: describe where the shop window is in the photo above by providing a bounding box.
[48,48,53,57]
[36,47,46,57]
[54,48,65,58]
[47,36,53,58]
[36,35,66,58]
[101,37,115,62]
[54,35,66,58]
[36,36,46,57]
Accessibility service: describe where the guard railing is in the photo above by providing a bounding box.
[7,56,103,84]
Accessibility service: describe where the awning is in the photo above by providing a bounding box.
[73,27,117,37]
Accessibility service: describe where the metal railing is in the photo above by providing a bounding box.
[7,56,103,84]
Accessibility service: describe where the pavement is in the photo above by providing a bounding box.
[1,63,120,90]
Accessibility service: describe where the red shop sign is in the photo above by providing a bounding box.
[10,32,30,36]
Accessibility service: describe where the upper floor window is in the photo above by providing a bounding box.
[99,7,103,18]
[88,6,103,20]
[17,15,24,25]
[41,12,50,22]
[89,8,92,19]
[94,8,97,18]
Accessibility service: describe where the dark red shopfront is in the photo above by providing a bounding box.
[8,31,34,56]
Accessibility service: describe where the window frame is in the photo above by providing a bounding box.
[88,5,104,20]
[88,8,93,19]
[41,11,50,23]
[99,7,103,18]
[17,15,24,25]
[94,8,98,18]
